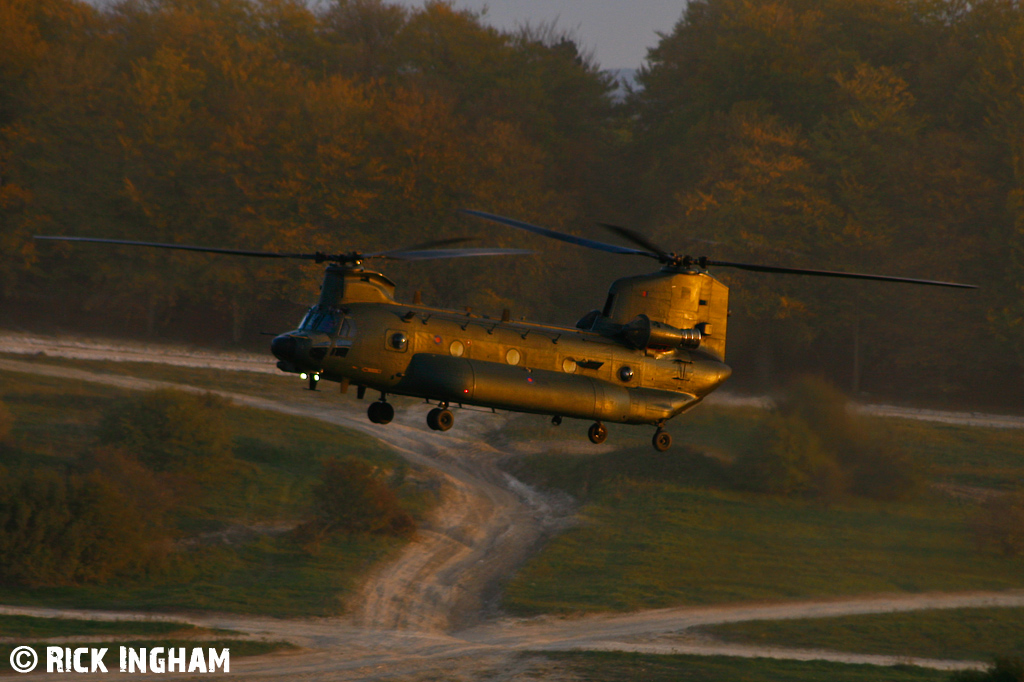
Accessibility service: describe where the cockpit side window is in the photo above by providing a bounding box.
[300,306,342,334]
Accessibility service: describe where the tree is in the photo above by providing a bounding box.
[97,389,234,477]
[297,457,414,546]
[735,376,919,500]
[735,410,842,497]
[0,465,168,586]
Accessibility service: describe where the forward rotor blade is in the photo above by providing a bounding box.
[34,236,328,261]
[366,236,475,258]
[597,223,673,261]
[461,209,657,258]
[707,259,978,289]
[375,247,532,261]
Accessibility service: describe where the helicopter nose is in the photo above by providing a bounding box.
[270,334,298,361]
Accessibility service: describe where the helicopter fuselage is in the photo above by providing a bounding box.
[271,265,732,427]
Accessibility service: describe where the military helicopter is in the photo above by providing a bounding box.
[36,211,975,451]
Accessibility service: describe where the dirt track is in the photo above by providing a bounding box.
[2,335,1024,678]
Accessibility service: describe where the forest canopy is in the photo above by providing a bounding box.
[2,0,1023,406]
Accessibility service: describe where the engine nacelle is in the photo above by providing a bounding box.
[622,314,702,350]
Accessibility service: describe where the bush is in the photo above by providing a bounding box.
[734,376,919,501]
[971,491,1024,557]
[0,465,170,586]
[296,458,415,547]
[97,389,233,477]
[735,412,844,497]
[775,376,859,446]
[82,446,181,530]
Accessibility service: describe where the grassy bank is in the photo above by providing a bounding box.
[530,651,949,682]
[503,405,1024,614]
[0,368,432,617]
[0,614,217,638]
[697,607,1024,662]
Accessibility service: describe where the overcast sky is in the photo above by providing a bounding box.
[87,0,688,70]
[386,1,688,70]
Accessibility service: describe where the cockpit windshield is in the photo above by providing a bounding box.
[299,306,342,334]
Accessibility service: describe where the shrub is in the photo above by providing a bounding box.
[296,458,415,547]
[775,376,860,447]
[0,465,170,586]
[97,389,233,477]
[734,376,919,501]
[82,446,181,530]
[971,491,1024,557]
[735,412,844,497]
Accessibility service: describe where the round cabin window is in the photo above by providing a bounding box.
[506,348,521,366]
[389,332,408,351]
[450,340,465,357]
[562,357,577,373]
[618,365,634,382]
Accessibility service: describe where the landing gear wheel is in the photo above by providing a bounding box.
[368,401,394,425]
[652,429,672,452]
[588,422,608,444]
[427,408,454,432]
[551,415,563,426]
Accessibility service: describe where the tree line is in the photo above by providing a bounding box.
[2,0,1023,406]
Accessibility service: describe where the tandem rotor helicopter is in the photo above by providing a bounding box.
[37,210,975,451]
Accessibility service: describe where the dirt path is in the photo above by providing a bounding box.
[2,339,1023,678]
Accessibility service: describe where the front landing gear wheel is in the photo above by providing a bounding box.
[427,408,454,431]
[588,422,608,444]
[368,401,394,425]
[652,429,672,452]
[551,415,563,426]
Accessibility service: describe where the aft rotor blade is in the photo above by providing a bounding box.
[707,259,978,289]
[376,247,532,261]
[461,209,657,258]
[597,222,673,261]
[34,236,328,261]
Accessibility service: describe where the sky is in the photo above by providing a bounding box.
[386,1,688,70]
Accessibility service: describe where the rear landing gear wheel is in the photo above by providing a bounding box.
[652,429,672,452]
[552,415,563,426]
[427,408,454,432]
[588,422,608,444]
[368,401,394,425]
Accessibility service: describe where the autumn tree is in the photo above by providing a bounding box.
[296,457,414,547]
[0,465,169,586]
[631,0,1014,400]
[97,389,234,477]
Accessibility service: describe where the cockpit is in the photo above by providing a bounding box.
[299,306,343,334]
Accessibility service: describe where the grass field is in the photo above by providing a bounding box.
[4,352,1023,670]
[0,614,219,638]
[502,404,1024,615]
[529,651,950,682]
[0,367,432,617]
[697,607,1024,662]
